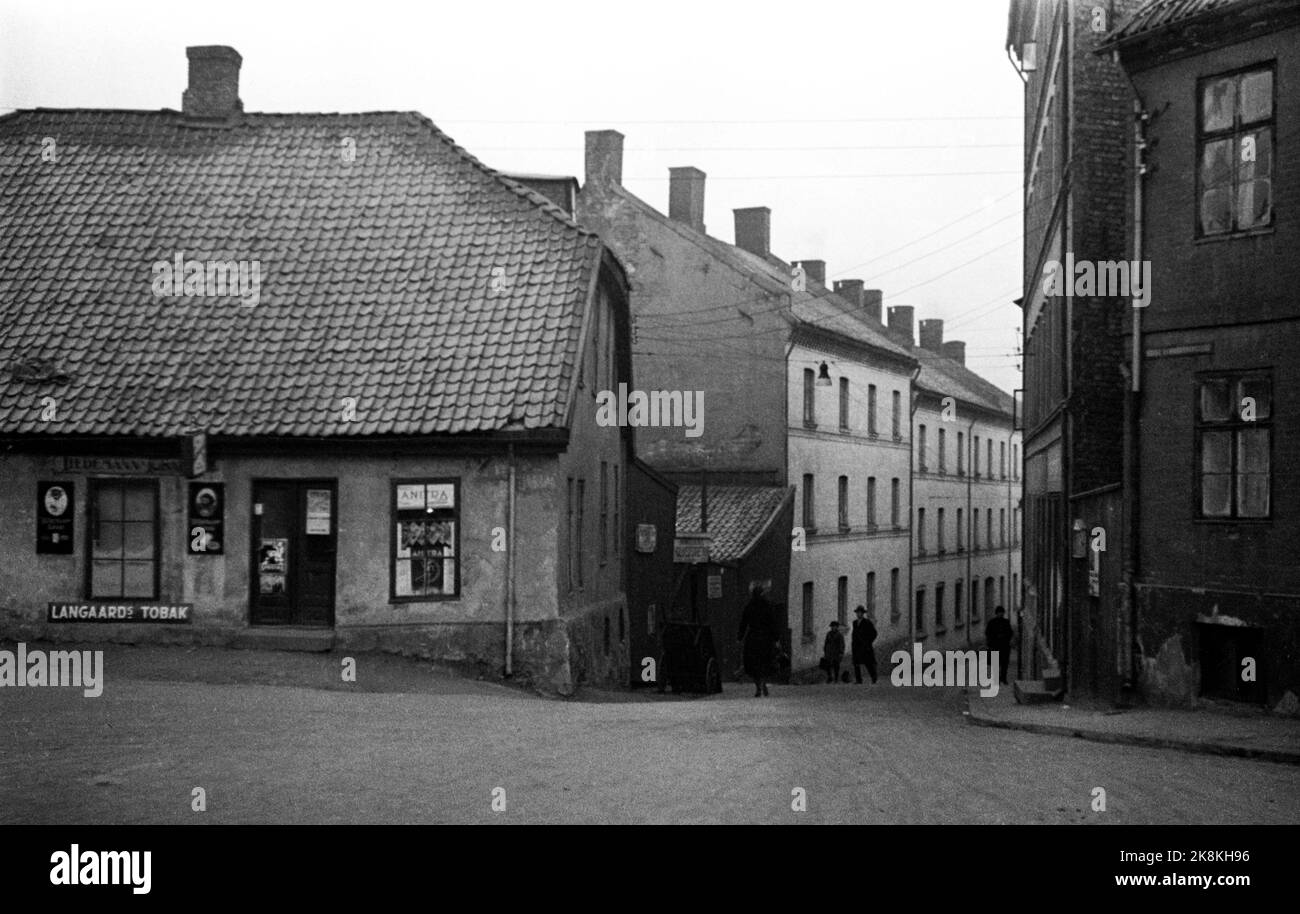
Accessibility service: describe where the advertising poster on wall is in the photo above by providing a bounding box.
[187,483,224,554]
[36,481,74,554]
[259,538,288,594]
[306,489,331,535]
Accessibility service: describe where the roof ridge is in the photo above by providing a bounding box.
[403,112,598,240]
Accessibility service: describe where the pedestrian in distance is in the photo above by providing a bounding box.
[738,582,779,697]
[851,605,878,684]
[823,621,846,683]
[985,605,1014,685]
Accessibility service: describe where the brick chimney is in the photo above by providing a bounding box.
[887,305,914,345]
[585,130,624,187]
[919,318,944,352]
[669,167,706,232]
[794,260,826,286]
[941,341,966,365]
[182,46,243,119]
[833,279,864,306]
[733,207,770,257]
[863,289,883,323]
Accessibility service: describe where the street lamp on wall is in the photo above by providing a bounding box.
[816,362,832,387]
[1071,518,1088,559]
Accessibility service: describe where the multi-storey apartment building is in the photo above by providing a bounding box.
[578,134,919,678]
[901,314,1022,658]
[772,265,916,673]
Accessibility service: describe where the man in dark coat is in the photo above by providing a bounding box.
[738,583,779,697]
[823,621,846,683]
[985,605,1014,684]
[851,605,878,684]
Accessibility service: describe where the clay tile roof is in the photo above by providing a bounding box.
[676,484,793,564]
[1107,0,1265,44]
[0,108,601,438]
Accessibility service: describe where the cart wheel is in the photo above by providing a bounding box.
[705,658,721,694]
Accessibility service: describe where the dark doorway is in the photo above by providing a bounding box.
[1197,622,1264,703]
[250,480,337,627]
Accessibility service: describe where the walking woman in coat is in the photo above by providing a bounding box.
[738,582,779,697]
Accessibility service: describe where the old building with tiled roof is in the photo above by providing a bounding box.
[579,131,965,679]
[0,46,650,694]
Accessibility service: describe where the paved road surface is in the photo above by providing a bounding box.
[1,646,1295,824]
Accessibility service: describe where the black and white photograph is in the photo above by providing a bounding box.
[0,0,1296,892]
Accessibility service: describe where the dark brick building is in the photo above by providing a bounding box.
[1006,0,1145,700]
[1105,0,1300,711]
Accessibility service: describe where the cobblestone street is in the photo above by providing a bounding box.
[1,645,1295,825]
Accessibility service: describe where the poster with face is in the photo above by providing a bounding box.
[258,538,288,594]
[36,481,74,554]
[187,482,224,554]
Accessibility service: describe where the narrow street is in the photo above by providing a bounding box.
[1,646,1294,825]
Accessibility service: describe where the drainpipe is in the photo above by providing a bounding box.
[505,443,517,677]
[1122,97,1149,693]
[907,366,921,644]
[1006,430,1013,621]
[965,416,976,646]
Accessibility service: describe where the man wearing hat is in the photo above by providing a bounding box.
[822,620,846,683]
[851,605,878,684]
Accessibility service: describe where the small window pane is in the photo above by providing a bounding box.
[1238,179,1272,229]
[1238,473,1270,518]
[97,486,124,521]
[1200,188,1232,235]
[1200,139,1233,188]
[1238,428,1269,474]
[1202,431,1231,473]
[123,562,154,598]
[1202,475,1231,517]
[93,560,123,597]
[1239,70,1272,123]
[1238,377,1271,419]
[1202,77,1235,132]
[124,485,155,521]
[1200,380,1231,422]
[124,522,153,558]
[1237,128,1270,180]
[94,522,123,558]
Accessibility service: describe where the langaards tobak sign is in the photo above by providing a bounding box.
[47,603,192,623]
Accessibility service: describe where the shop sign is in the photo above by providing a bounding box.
[54,456,182,475]
[47,602,192,623]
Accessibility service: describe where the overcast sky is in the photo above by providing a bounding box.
[1,0,1025,393]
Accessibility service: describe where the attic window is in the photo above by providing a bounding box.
[10,356,70,384]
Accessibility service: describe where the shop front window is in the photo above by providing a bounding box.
[392,479,460,600]
[90,478,158,599]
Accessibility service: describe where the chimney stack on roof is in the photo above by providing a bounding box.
[887,305,914,345]
[919,318,944,353]
[668,167,706,232]
[941,340,966,365]
[733,207,771,257]
[833,279,864,307]
[585,130,624,187]
[862,289,883,323]
[182,46,243,119]
[794,260,826,287]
